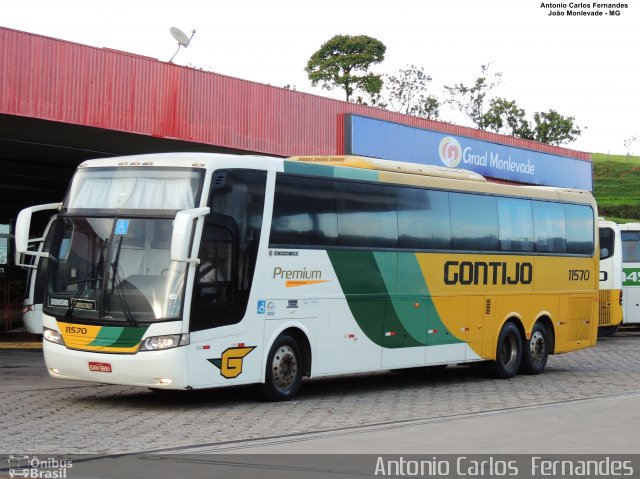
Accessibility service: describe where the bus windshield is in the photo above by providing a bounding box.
[45,216,187,323]
[64,167,203,212]
[599,227,615,260]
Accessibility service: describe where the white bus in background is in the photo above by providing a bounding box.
[619,223,640,326]
[597,219,623,336]
[16,213,58,334]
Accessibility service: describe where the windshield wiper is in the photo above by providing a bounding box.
[65,238,107,320]
[110,236,123,292]
[65,271,101,320]
[109,235,138,326]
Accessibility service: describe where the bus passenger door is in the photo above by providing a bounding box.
[189,220,236,332]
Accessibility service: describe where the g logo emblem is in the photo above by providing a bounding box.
[209,346,256,379]
[439,136,462,168]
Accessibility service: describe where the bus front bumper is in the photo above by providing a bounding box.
[43,341,190,389]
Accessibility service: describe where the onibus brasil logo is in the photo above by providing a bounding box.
[8,455,73,478]
[439,136,462,168]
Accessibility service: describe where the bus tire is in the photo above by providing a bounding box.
[487,322,522,379]
[598,324,619,337]
[259,334,303,401]
[520,322,549,375]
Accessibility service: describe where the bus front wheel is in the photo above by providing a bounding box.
[520,322,549,375]
[259,334,303,401]
[488,322,522,379]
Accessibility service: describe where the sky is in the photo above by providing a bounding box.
[2,0,639,155]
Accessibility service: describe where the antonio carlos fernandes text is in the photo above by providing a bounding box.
[374,456,634,477]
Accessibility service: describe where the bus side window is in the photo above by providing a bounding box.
[532,201,567,253]
[621,231,640,262]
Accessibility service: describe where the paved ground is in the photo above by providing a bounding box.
[195,392,640,454]
[1,332,640,456]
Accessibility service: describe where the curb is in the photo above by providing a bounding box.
[0,342,42,349]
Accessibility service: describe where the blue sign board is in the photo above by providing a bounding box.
[257,300,266,314]
[345,115,593,190]
[114,219,129,235]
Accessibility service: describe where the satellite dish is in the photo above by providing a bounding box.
[170,27,191,47]
[169,27,196,63]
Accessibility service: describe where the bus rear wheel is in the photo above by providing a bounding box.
[520,322,549,375]
[598,324,619,337]
[488,322,522,379]
[259,334,303,401]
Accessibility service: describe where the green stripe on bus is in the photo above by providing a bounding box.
[328,250,388,295]
[328,250,462,348]
[387,253,429,345]
[373,251,397,294]
[333,166,379,182]
[88,327,123,347]
[116,326,148,346]
[385,252,449,346]
[283,160,379,182]
[283,161,335,177]
[88,326,147,347]
[328,250,421,347]
[398,253,430,294]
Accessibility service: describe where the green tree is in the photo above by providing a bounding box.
[444,63,502,129]
[482,98,533,139]
[385,65,440,119]
[305,34,386,102]
[355,89,388,109]
[532,110,581,146]
[483,99,582,146]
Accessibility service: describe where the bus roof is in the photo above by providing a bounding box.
[76,152,279,170]
[618,223,640,230]
[75,152,595,207]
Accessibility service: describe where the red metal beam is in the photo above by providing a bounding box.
[0,27,591,161]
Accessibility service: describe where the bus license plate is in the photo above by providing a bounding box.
[88,362,112,373]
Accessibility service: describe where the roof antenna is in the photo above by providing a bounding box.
[169,27,196,63]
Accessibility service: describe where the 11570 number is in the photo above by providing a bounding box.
[65,325,88,335]
[569,269,590,281]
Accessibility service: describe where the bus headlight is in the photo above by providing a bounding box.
[140,334,189,351]
[43,327,65,346]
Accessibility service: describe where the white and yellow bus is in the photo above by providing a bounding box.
[597,219,623,336]
[619,222,640,326]
[15,153,599,400]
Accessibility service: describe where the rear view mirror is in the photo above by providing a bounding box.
[15,203,61,266]
[171,207,210,263]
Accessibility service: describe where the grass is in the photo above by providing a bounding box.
[592,152,640,223]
